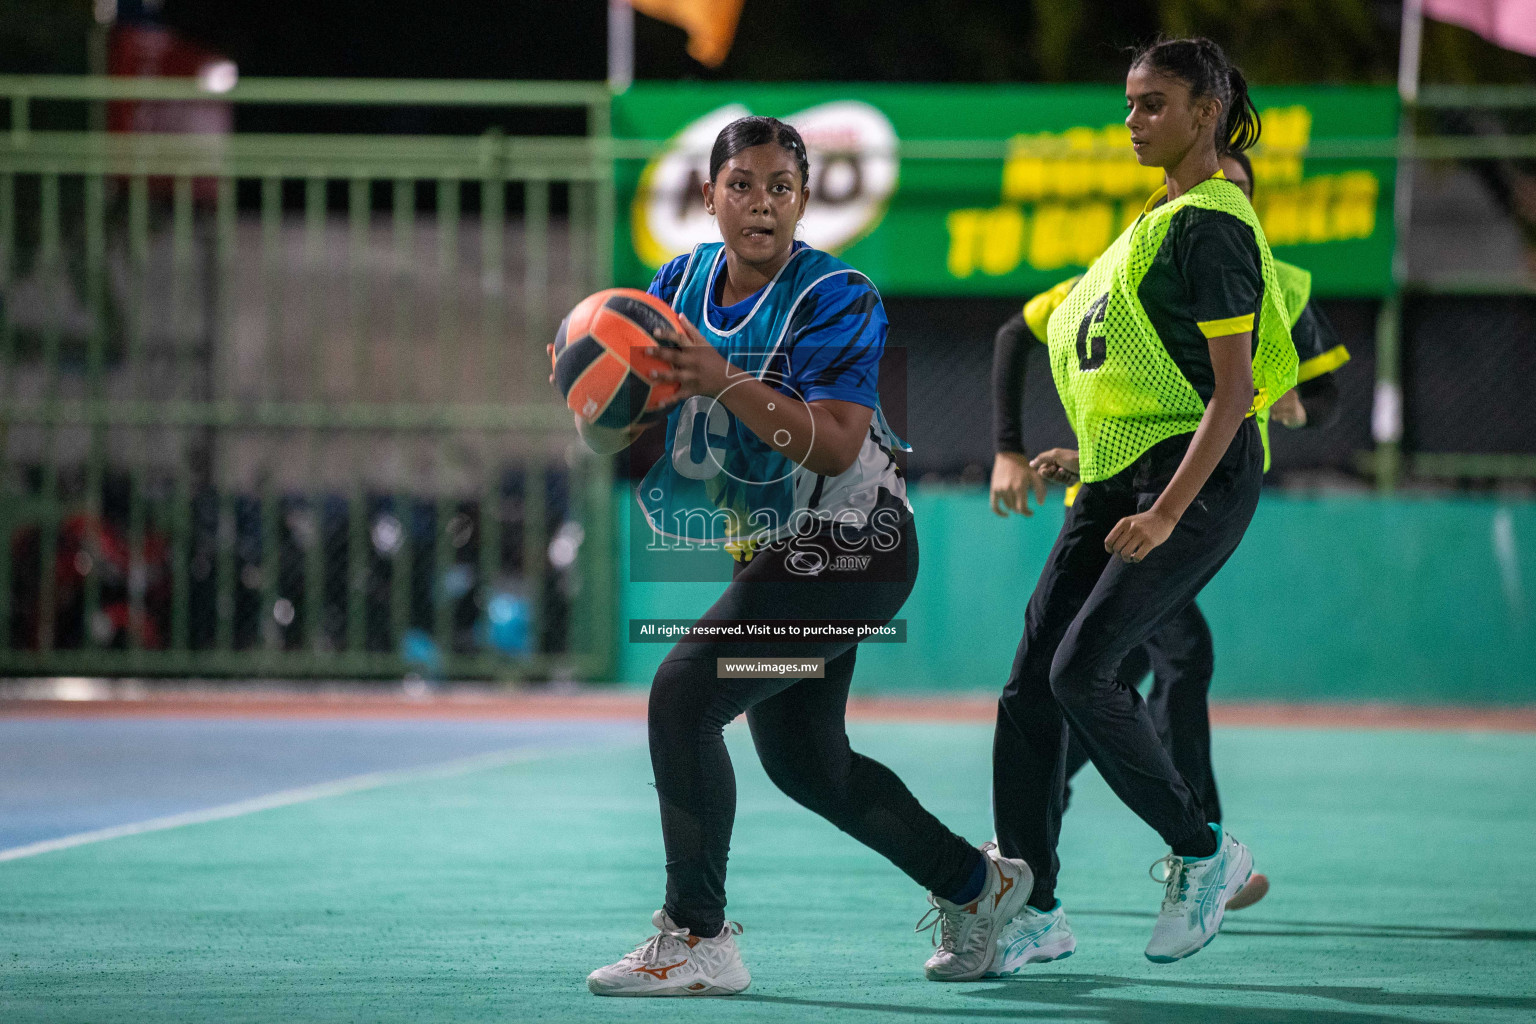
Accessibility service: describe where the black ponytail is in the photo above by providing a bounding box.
[1131,37,1262,155]
[1224,65,1261,154]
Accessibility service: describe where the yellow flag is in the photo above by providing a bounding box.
[629,0,746,68]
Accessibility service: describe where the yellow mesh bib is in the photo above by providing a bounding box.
[1274,259,1312,329]
[1044,176,1297,483]
[1255,258,1314,472]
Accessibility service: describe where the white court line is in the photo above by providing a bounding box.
[0,745,552,864]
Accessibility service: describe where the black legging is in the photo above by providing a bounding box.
[993,420,1263,908]
[1062,600,1221,823]
[648,509,978,938]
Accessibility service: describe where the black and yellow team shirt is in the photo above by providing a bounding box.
[1036,171,1298,483]
[1020,256,1349,479]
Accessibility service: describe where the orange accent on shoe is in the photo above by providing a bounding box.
[631,960,688,980]
[686,935,701,948]
[688,983,707,991]
[964,901,979,915]
[992,866,1015,910]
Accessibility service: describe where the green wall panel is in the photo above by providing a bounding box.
[617,487,1536,703]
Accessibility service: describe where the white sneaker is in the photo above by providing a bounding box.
[587,910,750,996]
[1144,824,1253,963]
[918,843,1033,982]
[984,900,1076,977]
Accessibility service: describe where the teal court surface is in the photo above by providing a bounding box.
[2,710,1534,1023]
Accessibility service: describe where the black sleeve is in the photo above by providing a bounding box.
[1290,300,1338,366]
[1295,373,1340,430]
[1176,209,1264,338]
[992,312,1031,455]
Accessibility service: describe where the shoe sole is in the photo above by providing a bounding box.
[983,940,1076,977]
[1145,847,1254,964]
[1145,926,1220,964]
[1226,872,1269,911]
[588,976,750,997]
[925,856,1037,982]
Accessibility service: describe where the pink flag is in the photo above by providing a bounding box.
[1424,0,1536,57]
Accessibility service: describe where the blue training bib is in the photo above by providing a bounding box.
[637,243,908,547]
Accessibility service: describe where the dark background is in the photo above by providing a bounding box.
[5,0,1536,85]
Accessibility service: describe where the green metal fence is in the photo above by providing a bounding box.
[2,75,1533,681]
[1365,84,1536,487]
[0,76,616,679]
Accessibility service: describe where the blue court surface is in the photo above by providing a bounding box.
[0,717,643,852]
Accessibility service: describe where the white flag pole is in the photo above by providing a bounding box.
[1373,0,1424,484]
[1398,0,1424,104]
[608,0,635,93]
[1394,0,1423,283]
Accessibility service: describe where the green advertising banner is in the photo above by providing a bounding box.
[612,84,1397,297]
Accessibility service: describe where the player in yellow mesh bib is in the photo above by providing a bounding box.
[989,148,1354,941]
[984,38,1298,974]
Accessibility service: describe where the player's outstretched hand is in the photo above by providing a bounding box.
[648,315,735,401]
[990,452,1048,518]
[1105,508,1178,563]
[1030,448,1080,486]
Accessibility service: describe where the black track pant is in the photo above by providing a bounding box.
[1062,600,1221,823]
[649,511,978,938]
[993,419,1262,907]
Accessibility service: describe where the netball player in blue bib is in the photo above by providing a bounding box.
[581,117,1028,996]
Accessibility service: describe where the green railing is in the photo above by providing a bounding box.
[0,77,616,679]
[1363,84,1536,488]
[3,76,1533,681]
